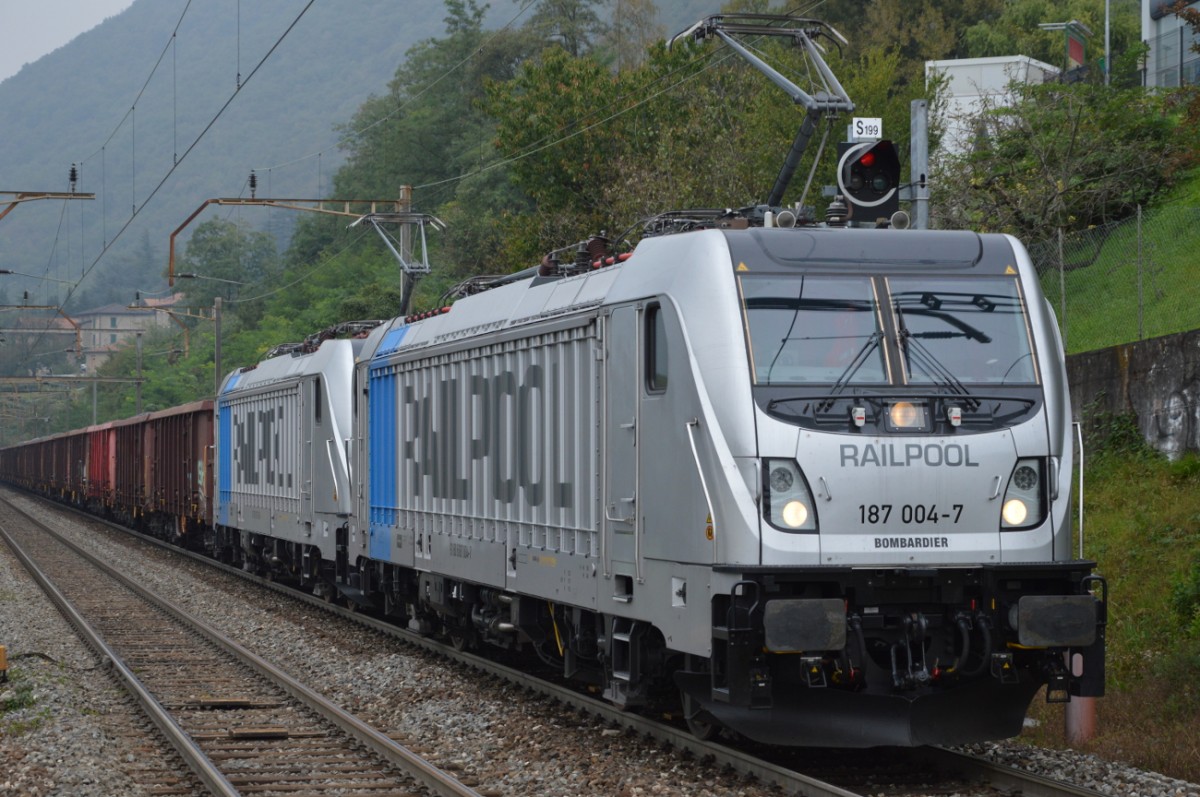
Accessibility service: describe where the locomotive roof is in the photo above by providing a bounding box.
[361,225,1022,366]
[721,226,1018,274]
[220,337,360,396]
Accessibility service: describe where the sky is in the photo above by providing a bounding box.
[0,0,136,84]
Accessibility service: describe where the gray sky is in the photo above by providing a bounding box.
[0,0,136,84]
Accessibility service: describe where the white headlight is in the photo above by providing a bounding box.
[1002,498,1028,526]
[763,459,818,533]
[782,500,809,528]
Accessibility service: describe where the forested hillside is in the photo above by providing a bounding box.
[16,0,1181,428]
[0,0,494,312]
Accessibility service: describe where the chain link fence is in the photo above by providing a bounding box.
[1027,204,1200,354]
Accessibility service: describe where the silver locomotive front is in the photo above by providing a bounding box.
[677,227,1105,747]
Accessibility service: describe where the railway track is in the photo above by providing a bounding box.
[5,489,1114,797]
[0,495,483,797]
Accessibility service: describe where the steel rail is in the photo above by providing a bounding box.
[0,518,238,797]
[29,496,860,797]
[0,495,482,797]
[912,746,1112,797]
[16,489,1112,797]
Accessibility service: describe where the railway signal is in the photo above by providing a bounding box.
[837,139,901,222]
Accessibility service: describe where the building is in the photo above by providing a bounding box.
[925,55,1060,157]
[1143,1,1200,87]
[74,294,183,374]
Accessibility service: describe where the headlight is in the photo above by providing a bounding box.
[782,500,809,527]
[885,400,929,431]
[763,459,818,533]
[1000,458,1045,530]
[1013,465,1038,490]
[1002,498,1028,526]
[770,466,794,492]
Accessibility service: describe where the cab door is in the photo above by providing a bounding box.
[604,305,640,598]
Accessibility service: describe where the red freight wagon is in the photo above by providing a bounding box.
[67,430,89,500]
[111,413,149,523]
[85,422,116,506]
[144,400,214,540]
[14,438,48,491]
[46,432,82,498]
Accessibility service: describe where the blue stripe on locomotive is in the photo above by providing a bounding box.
[368,325,408,561]
[218,401,232,527]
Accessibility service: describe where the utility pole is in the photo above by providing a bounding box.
[213,296,222,399]
[135,330,143,414]
[350,186,445,316]
[910,100,931,230]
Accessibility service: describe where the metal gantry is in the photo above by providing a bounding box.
[670,14,856,208]
[168,192,424,285]
[0,190,94,224]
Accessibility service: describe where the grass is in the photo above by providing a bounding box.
[1037,204,1200,354]
[1018,419,1200,782]
[1030,165,1200,355]
[0,670,46,737]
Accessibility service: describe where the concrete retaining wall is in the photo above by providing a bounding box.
[1066,329,1200,460]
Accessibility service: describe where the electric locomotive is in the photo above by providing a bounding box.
[306,216,1105,748]
[2,214,1106,748]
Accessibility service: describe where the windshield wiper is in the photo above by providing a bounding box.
[898,328,979,410]
[818,331,884,410]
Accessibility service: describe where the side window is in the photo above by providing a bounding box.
[646,303,668,392]
[314,377,323,424]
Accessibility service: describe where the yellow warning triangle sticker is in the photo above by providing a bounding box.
[737,262,749,272]
[1004,265,1017,274]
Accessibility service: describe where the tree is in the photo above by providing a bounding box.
[483,14,940,261]
[962,0,1142,85]
[1168,1,1200,129]
[934,81,1186,241]
[602,0,663,71]
[524,0,608,58]
[335,0,534,198]
[175,218,277,323]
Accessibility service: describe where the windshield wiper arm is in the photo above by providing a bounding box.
[899,329,979,409]
[819,331,883,410]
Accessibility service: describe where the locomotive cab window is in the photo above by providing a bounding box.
[888,276,1039,385]
[740,275,888,385]
[646,303,668,392]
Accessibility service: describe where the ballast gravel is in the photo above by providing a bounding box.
[2,490,1198,797]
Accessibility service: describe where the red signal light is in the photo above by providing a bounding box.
[859,151,876,168]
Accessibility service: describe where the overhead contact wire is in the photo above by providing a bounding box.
[28,0,317,351]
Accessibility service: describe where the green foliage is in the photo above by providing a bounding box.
[1079,403,1159,470]
[1079,449,1195,677]
[937,81,1186,241]
[962,0,1142,84]
[524,0,608,58]
[484,10,939,259]
[1169,552,1200,638]
[36,0,1200,436]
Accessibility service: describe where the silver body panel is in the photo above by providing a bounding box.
[216,340,357,561]
[350,225,1075,660]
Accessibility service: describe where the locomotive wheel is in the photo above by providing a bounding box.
[680,689,721,741]
[685,710,721,741]
[448,630,471,651]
